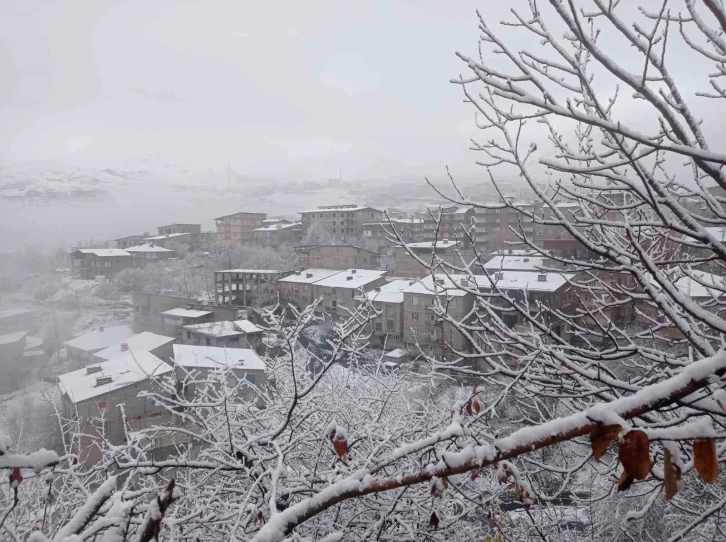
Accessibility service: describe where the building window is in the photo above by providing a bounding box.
[246,374,256,384]
[97,401,108,410]
[413,296,420,306]
[205,337,211,346]
[386,320,394,330]
[186,331,191,340]
[375,322,382,331]
[412,312,419,321]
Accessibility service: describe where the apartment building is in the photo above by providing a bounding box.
[277,269,344,308]
[423,206,474,248]
[252,221,302,246]
[180,320,263,350]
[111,235,146,249]
[125,244,175,267]
[143,232,195,249]
[132,293,237,334]
[360,279,411,347]
[473,201,536,253]
[69,248,133,280]
[295,245,379,271]
[362,217,424,250]
[311,269,387,321]
[215,212,267,246]
[91,331,176,363]
[214,269,290,306]
[391,241,463,278]
[299,205,383,244]
[58,350,183,467]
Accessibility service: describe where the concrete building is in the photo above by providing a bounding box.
[362,217,424,250]
[64,325,135,366]
[294,245,380,271]
[180,320,263,350]
[473,201,536,253]
[143,232,194,249]
[70,248,133,280]
[422,206,475,248]
[252,221,302,246]
[91,331,176,363]
[360,279,411,347]
[157,224,201,236]
[125,244,176,267]
[299,205,383,244]
[160,308,214,339]
[111,235,146,249]
[391,241,463,278]
[276,269,343,309]
[214,269,291,306]
[311,269,388,321]
[57,350,181,467]
[215,212,267,246]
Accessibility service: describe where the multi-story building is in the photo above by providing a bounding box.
[391,241,464,278]
[215,212,267,246]
[299,205,383,244]
[69,248,133,280]
[91,331,176,364]
[362,217,424,251]
[276,269,344,309]
[125,244,176,267]
[160,308,215,339]
[64,325,135,366]
[423,206,475,248]
[143,233,195,249]
[360,279,411,347]
[156,224,201,236]
[311,269,388,322]
[473,201,536,253]
[57,350,183,467]
[111,235,146,249]
[295,245,379,271]
[132,293,237,334]
[214,269,291,306]
[252,221,302,246]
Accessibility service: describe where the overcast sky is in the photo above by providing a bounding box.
[0,0,507,180]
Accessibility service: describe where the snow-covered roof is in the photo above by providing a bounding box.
[406,241,458,249]
[125,244,175,253]
[384,348,408,359]
[144,232,191,241]
[673,271,726,299]
[0,307,34,320]
[64,325,135,353]
[183,321,244,338]
[74,248,131,257]
[299,205,381,214]
[161,308,213,318]
[233,320,263,334]
[702,226,726,243]
[315,269,386,289]
[93,332,176,361]
[253,222,301,232]
[278,269,343,285]
[483,255,547,272]
[485,271,575,293]
[217,269,283,274]
[0,330,28,345]
[364,279,412,304]
[24,336,44,351]
[172,344,265,371]
[58,351,173,404]
[403,275,469,298]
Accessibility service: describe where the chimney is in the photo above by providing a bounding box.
[523,257,529,262]
[351,269,357,273]
[375,287,381,292]
[306,273,313,278]
[86,365,102,375]
[538,273,547,282]
[409,280,416,285]
[442,239,448,243]
[120,343,129,352]
[347,276,353,281]
[95,375,113,387]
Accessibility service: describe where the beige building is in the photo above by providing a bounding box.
[64,325,135,366]
[157,224,201,236]
[58,350,182,467]
[252,221,302,246]
[360,279,411,347]
[70,248,133,280]
[91,331,176,363]
[125,244,175,267]
[295,245,379,271]
[300,205,383,244]
[216,212,267,246]
[392,241,463,278]
[311,269,388,322]
[277,269,343,309]
[180,320,263,350]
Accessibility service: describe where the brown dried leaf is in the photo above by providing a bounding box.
[589,424,621,462]
[617,471,634,492]
[693,438,719,484]
[470,470,479,481]
[465,401,473,416]
[663,449,681,500]
[472,398,481,415]
[9,467,22,488]
[619,430,651,480]
[332,436,348,460]
[428,511,440,530]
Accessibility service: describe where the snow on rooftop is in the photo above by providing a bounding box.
[315,269,386,289]
[182,321,244,338]
[125,243,175,253]
[483,255,547,272]
[172,344,265,371]
[364,279,412,304]
[75,248,131,257]
[64,325,134,352]
[217,269,283,274]
[160,308,213,318]
[233,320,263,334]
[0,307,35,320]
[278,269,343,285]
[57,350,173,404]
[702,226,726,243]
[486,271,575,293]
[93,332,175,361]
[253,222,301,232]
[674,271,726,299]
[384,348,408,359]
[144,232,191,241]
[407,241,458,249]
[403,275,469,297]
[299,205,381,214]
[0,330,28,345]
